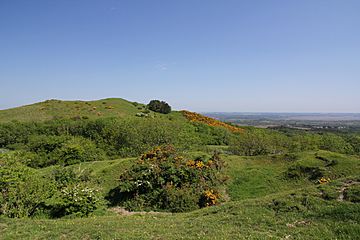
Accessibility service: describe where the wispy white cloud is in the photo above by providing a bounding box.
[155,63,168,71]
[155,62,176,71]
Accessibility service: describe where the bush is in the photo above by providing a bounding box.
[107,146,226,212]
[229,129,287,156]
[0,153,56,218]
[26,135,106,167]
[319,133,353,154]
[48,183,105,217]
[54,137,106,166]
[0,153,105,218]
[147,100,171,114]
[28,135,69,153]
[51,167,92,188]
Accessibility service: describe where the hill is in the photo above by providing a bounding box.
[0,98,149,122]
[0,98,359,239]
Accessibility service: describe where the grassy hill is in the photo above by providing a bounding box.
[0,99,359,239]
[1,150,359,239]
[0,98,152,122]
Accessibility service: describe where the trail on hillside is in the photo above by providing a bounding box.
[110,207,171,216]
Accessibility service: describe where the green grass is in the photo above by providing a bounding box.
[1,189,359,239]
[1,151,359,239]
[39,157,136,196]
[0,98,185,123]
[225,151,360,201]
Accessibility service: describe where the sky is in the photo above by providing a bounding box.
[0,0,359,112]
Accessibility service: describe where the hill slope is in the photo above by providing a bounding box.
[0,98,146,122]
[1,150,359,239]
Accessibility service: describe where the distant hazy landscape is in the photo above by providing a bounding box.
[205,112,360,130]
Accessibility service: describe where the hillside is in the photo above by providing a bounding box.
[0,99,359,239]
[0,98,149,122]
[1,150,359,239]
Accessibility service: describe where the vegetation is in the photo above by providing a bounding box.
[182,110,244,133]
[0,153,105,218]
[107,146,225,212]
[0,98,144,123]
[147,100,171,114]
[0,98,359,239]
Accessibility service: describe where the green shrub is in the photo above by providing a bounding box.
[51,167,92,188]
[107,146,226,212]
[48,183,105,217]
[26,135,106,167]
[54,137,105,166]
[320,133,353,154]
[147,100,171,114]
[0,153,104,218]
[0,153,56,218]
[229,129,287,156]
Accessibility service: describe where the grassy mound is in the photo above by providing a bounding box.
[0,98,148,122]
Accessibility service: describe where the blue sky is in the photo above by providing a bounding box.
[1,0,359,112]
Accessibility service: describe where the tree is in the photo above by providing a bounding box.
[147,100,171,114]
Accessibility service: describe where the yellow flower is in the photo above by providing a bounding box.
[203,190,219,206]
[196,161,205,169]
[318,177,331,184]
[186,160,196,167]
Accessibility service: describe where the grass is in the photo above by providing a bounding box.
[1,190,359,239]
[0,98,186,123]
[1,150,359,239]
[39,157,136,196]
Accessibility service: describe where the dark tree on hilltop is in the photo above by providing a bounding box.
[147,100,171,114]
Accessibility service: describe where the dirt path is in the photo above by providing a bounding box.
[110,207,171,216]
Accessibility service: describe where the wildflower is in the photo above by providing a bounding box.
[196,161,205,169]
[318,177,331,184]
[203,190,219,206]
[186,160,196,167]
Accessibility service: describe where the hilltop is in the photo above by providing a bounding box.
[0,98,155,123]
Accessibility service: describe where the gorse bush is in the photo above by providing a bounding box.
[182,110,244,133]
[107,146,226,212]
